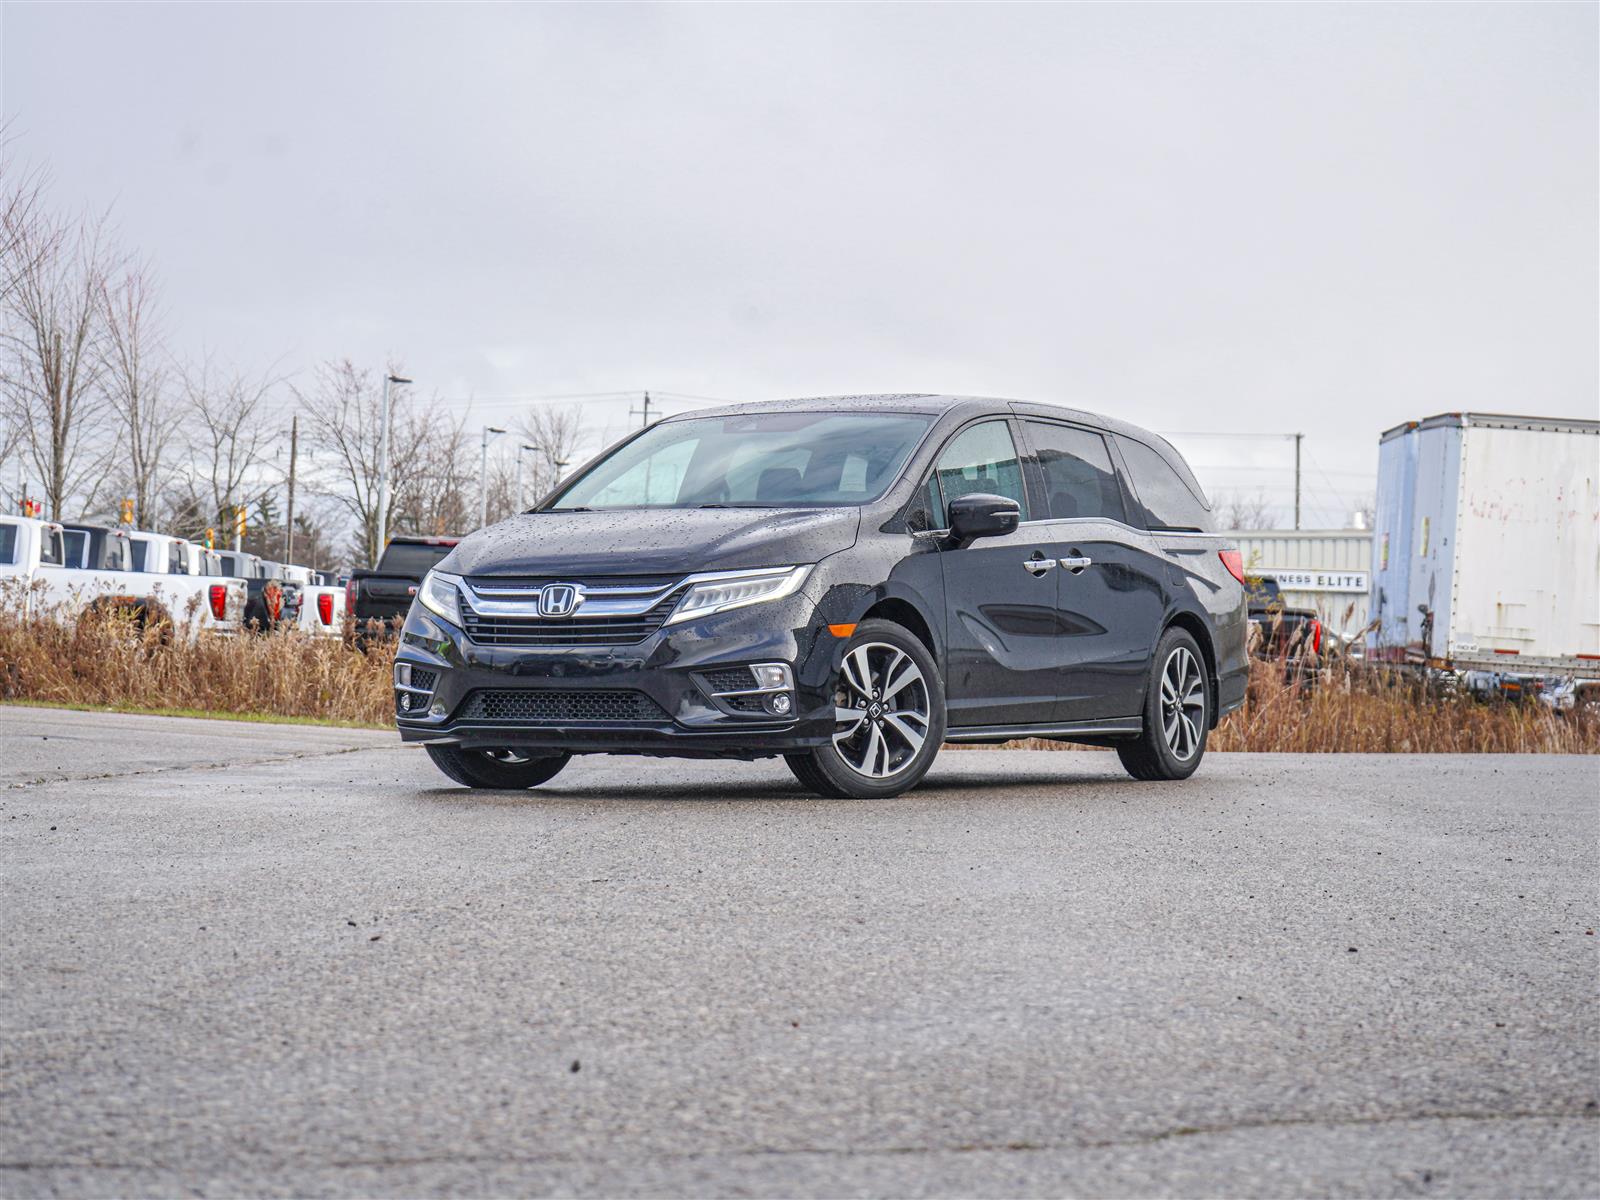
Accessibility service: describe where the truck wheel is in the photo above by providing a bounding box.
[785,619,945,799]
[1117,627,1210,781]
[425,744,571,790]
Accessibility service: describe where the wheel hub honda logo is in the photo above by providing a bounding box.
[538,583,582,618]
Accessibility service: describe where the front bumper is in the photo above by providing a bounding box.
[393,590,841,759]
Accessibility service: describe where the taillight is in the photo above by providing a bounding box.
[1219,549,1247,585]
[317,593,334,625]
[1311,619,1323,655]
[208,584,227,621]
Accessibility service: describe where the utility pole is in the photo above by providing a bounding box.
[1293,432,1304,531]
[630,391,655,428]
[375,372,412,566]
[479,426,506,529]
[283,414,298,563]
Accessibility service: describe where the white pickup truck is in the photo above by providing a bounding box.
[0,516,148,622]
[0,516,246,638]
[282,564,347,637]
[126,530,246,636]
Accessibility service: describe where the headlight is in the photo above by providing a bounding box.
[666,566,811,626]
[417,570,463,626]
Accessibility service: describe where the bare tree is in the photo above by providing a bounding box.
[1217,489,1279,531]
[297,359,474,565]
[99,261,179,526]
[400,415,474,538]
[515,404,584,505]
[0,151,50,309]
[1,206,119,519]
[180,352,282,534]
[1352,494,1376,530]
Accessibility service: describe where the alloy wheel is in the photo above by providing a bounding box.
[832,641,932,779]
[1160,646,1206,761]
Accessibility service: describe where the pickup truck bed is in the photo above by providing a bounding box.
[347,537,458,635]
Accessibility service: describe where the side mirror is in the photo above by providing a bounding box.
[947,493,1021,548]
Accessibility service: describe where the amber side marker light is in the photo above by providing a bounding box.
[828,623,857,638]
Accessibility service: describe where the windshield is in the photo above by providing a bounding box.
[548,411,933,511]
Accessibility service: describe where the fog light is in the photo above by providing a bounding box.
[429,701,447,718]
[398,691,412,712]
[764,692,793,716]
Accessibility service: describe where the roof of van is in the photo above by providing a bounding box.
[672,393,1165,445]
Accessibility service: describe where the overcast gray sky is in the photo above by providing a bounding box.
[4,1,1595,525]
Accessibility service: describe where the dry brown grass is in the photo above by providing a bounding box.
[0,609,1593,752]
[0,608,396,726]
[1002,654,1599,754]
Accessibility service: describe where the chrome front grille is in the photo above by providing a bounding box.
[458,576,686,647]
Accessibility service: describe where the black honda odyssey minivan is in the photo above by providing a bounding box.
[395,396,1248,797]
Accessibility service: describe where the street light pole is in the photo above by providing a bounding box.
[375,372,412,565]
[515,443,538,513]
[480,426,507,529]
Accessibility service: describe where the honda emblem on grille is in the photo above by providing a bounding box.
[538,583,582,618]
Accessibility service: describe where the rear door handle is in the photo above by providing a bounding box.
[1023,557,1057,576]
[1059,556,1093,573]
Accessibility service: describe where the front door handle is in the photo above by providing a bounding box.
[1023,556,1057,576]
[1059,556,1093,573]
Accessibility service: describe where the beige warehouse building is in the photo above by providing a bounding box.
[1222,529,1373,638]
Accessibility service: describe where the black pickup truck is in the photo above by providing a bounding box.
[346,536,459,637]
[1245,576,1323,663]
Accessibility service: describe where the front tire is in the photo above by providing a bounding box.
[1117,627,1210,781]
[785,619,946,799]
[425,744,571,790]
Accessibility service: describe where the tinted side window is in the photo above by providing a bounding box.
[930,420,1029,527]
[63,530,87,568]
[169,544,185,574]
[0,524,16,565]
[1119,437,1211,532]
[130,541,149,571]
[1026,422,1126,523]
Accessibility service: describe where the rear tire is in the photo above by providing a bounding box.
[1117,627,1210,781]
[425,744,571,789]
[785,619,945,799]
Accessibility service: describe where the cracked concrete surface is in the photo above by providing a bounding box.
[1,706,1595,1197]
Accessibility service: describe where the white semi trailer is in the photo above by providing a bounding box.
[1369,412,1599,698]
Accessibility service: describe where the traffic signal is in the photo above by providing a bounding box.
[234,505,247,539]
[120,498,135,525]
[205,527,215,550]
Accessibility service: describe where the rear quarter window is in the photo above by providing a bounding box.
[0,524,16,565]
[1118,437,1212,532]
[378,542,456,576]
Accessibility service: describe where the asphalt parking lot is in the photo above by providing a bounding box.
[2,705,1595,1198]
